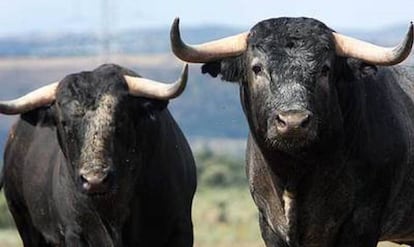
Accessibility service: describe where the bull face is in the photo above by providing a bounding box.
[56,94,119,195]
[54,67,140,196]
[200,18,343,154]
[240,18,339,153]
[51,64,183,196]
[0,63,188,196]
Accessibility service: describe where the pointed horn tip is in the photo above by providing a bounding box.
[407,21,413,33]
[403,21,413,51]
[404,22,413,40]
[171,18,182,41]
[173,17,180,25]
[170,17,184,56]
[171,17,180,35]
[178,64,189,88]
[182,63,189,79]
[172,64,189,99]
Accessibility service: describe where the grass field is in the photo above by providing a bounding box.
[192,188,407,247]
[0,188,408,247]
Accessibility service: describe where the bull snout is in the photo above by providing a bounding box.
[79,170,113,195]
[275,110,312,137]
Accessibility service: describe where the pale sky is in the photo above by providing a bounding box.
[0,0,412,37]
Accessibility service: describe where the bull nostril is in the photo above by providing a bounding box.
[100,172,111,185]
[300,114,311,128]
[276,114,287,127]
[80,174,92,191]
[275,111,313,136]
[80,174,87,183]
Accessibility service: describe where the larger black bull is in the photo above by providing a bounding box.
[171,17,414,246]
[0,63,196,246]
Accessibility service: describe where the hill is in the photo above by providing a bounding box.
[0,26,243,57]
[1,23,412,59]
[0,23,413,153]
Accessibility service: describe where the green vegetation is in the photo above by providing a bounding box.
[196,149,247,188]
[194,149,263,246]
[193,187,262,247]
[0,194,14,229]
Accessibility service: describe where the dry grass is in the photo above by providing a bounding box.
[192,188,408,247]
[0,188,409,247]
[0,232,405,247]
[0,230,21,247]
[0,188,261,247]
[193,188,261,247]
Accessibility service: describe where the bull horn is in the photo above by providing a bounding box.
[0,82,59,115]
[334,22,413,65]
[124,63,188,100]
[170,17,249,63]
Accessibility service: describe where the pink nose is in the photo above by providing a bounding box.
[80,172,111,194]
[275,111,312,136]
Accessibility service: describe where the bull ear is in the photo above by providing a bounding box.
[202,61,222,78]
[131,97,169,121]
[143,98,169,112]
[201,56,246,83]
[20,105,56,127]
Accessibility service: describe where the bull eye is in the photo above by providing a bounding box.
[252,65,262,75]
[320,65,330,77]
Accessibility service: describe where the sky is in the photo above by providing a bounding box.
[0,0,412,37]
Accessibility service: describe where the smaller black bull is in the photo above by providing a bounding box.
[0,63,196,247]
[171,17,414,247]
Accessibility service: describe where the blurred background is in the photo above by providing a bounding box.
[0,0,412,246]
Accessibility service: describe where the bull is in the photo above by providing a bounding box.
[170,17,414,246]
[0,63,196,246]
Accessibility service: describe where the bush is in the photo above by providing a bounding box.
[195,149,247,188]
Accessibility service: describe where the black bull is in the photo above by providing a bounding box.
[171,17,414,246]
[0,64,196,246]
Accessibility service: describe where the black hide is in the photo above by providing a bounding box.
[202,17,414,247]
[1,64,196,247]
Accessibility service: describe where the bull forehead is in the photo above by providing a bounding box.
[248,17,334,72]
[80,94,119,170]
[249,17,333,45]
[84,93,119,129]
[57,64,129,107]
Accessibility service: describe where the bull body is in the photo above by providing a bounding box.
[172,17,414,246]
[2,64,196,246]
[244,65,414,246]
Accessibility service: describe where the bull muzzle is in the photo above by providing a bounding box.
[273,110,313,138]
[79,169,113,195]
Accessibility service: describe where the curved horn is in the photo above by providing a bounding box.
[124,64,188,100]
[334,22,413,65]
[170,17,248,63]
[0,82,59,115]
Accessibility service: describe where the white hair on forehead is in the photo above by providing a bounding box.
[79,94,118,174]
